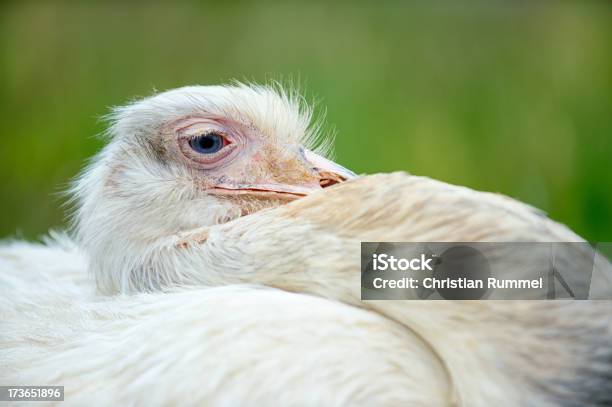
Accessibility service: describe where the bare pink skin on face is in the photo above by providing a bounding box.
[166,115,357,201]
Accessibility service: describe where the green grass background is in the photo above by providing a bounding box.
[1,1,611,241]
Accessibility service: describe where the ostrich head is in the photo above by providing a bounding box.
[71,83,355,292]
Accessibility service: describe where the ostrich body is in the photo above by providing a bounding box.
[1,84,611,406]
[0,237,447,406]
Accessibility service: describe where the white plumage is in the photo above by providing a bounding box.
[1,83,611,406]
[0,236,448,406]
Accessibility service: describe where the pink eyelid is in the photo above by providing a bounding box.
[175,121,239,166]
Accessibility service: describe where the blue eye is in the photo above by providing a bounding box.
[189,133,225,154]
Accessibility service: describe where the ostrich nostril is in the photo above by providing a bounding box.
[320,178,340,188]
[317,170,346,188]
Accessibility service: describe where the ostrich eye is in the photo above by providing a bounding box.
[189,133,225,154]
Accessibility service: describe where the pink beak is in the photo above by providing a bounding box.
[302,149,357,187]
[209,149,357,199]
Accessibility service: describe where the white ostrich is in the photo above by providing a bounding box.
[1,83,611,406]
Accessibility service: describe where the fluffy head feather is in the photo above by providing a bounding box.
[68,83,354,293]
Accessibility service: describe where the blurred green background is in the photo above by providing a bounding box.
[1,1,611,241]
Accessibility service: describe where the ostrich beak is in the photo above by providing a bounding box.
[302,149,358,187]
[209,149,357,199]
